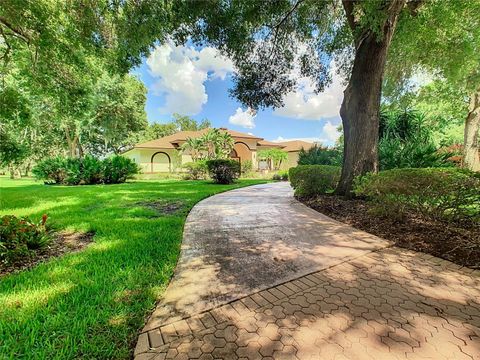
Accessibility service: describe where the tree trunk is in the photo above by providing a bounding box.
[463,89,480,171]
[8,165,16,179]
[336,0,406,196]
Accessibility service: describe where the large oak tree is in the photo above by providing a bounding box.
[166,0,427,195]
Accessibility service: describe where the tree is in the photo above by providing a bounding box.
[385,0,480,171]
[180,129,234,161]
[181,138,205,162]
[83,73,148,156]
[141,123,178,142]
[162,0,430,195]
[172,113,211,131]
[0,1,152,161]
[258,148,288,170]
[202,129,234,159]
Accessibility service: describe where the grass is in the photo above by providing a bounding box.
[0,176,267,359]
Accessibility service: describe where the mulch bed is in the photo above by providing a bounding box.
[1,231,94,277]
[301,195,480,269]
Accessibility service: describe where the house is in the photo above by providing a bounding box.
[122,128,314,173]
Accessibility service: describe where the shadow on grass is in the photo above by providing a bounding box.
[0,179,266,359]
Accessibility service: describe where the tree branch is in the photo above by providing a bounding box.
[0,16,30,43]
[269,0,306,58]
[406,0,425,15]
[342,0,358,31]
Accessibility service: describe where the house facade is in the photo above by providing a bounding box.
[122,128,313,173]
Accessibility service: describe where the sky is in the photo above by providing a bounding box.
[132,42,344,146]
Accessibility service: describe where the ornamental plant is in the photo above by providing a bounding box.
[0,214,51,265]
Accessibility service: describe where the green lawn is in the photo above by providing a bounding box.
[0,177,266,359]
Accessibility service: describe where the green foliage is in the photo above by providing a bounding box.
[272,170,289,181]
[378,110,452,170]
[172,113,211,131]
[33,156,139,185]
[354,168,480,225]
[182,161,208,180]
[140,122,178,142]
[298,145,342,166]
[81,155,104,185]
[206,159,240,184]
[32,157,67,184]
[102,156,140,184]
[289,165,341,198]
[0,214,51,265]
[258,148,288,170]
[181,128,234,161]
[0,177,266,359]
[241,160,253,175]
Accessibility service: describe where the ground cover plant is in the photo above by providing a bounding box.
[0,176,266,359]
[0,214,51,266]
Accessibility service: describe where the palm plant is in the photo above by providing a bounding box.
[216,130,234,159]
[181,137,205,161]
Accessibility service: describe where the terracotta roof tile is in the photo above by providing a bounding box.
[275,140,315,152]
[134,128,264,150]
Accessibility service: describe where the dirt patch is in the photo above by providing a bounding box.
[302,195,480,269]
[1,231,94,277]
[135,200,185,216]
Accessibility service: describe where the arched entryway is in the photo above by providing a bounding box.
[151,152,171,173]
[232,142,251,164]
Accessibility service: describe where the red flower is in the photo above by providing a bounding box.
[42,214,48,226]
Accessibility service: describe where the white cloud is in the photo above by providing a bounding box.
[273,121,342,146]
[274,66,346,120]
[146,42,234,115]
[322,121,341,143]
[228,107,256,129]
[273,136,325,143]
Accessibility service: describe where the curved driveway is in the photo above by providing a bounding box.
[144,182,390,330]
[136,182,480,360]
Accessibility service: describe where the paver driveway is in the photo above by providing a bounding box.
[135,183,480,360]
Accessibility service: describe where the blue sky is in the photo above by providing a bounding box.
[132,42,344,145]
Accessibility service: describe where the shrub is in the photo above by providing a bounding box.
[289,165,341,198]
[102,155,140,184]
[33,155,139,185]
[0,214,51,265]
[378,109,453,170]
[64,157,83,185]
[298,145,342,166]
[82,155,104,184]
[183,161,208,180]
[273,170,289,181]
[241,160,253,175]
[206,159,240,184]
[32,157,67,184]
[354,168,480,224]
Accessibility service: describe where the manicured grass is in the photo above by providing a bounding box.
[0,177,267,359]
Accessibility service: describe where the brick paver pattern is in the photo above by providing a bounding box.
[135,247,480,360]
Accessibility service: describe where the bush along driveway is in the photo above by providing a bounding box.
[0,177,266,359]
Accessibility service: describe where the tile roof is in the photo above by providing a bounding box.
[275,140,315,152]
[134,128,263,150]
[257,140,285,148]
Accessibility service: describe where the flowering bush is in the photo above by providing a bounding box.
[0,214,51,265]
